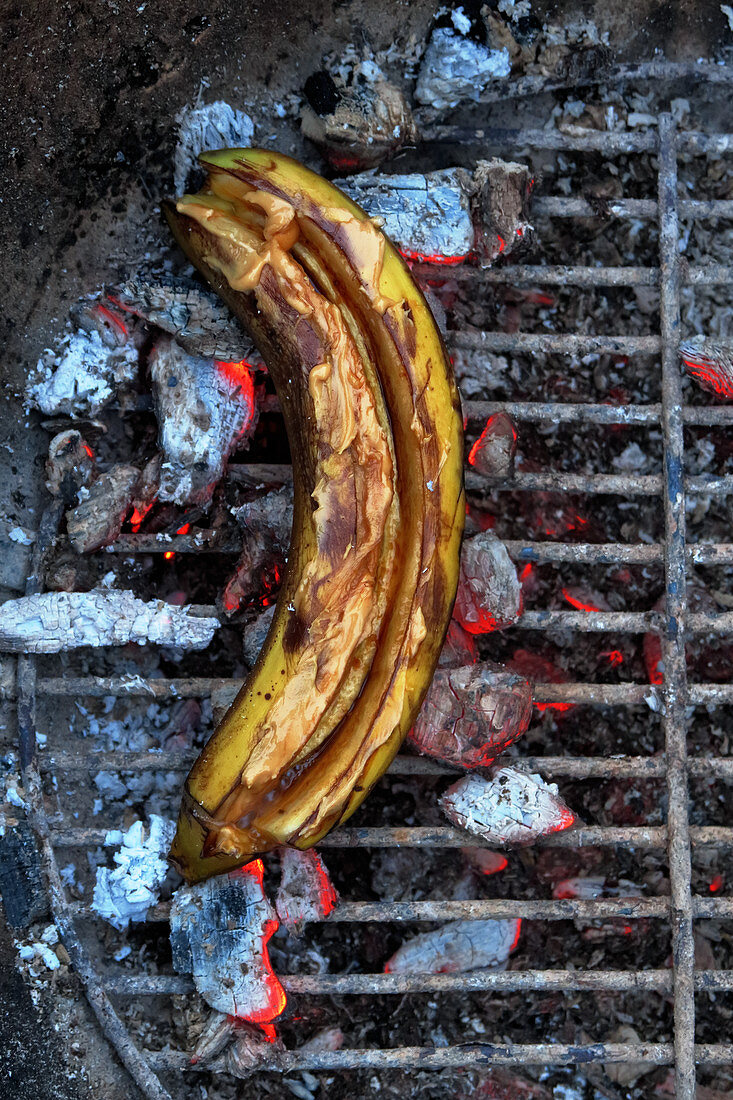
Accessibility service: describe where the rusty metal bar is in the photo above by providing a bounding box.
[53,824,733,851]
[433,263,733,286]
[104,969,733,997]
[424,124,733,156]
[534,197,733,219]
[658,112,696,1100]
[38,749,733,782]
[143,1044,733,1072]
[453,331,660,355]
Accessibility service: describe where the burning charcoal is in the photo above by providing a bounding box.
[467,411,517,477]
[384,917,520,974]
[298,1026,345,1054]
[150,337,257,507]
[0,590,220,652]
[441,768,576,847]
[174,100,255,194]
[66,464,139,552]
[113,277,255,362]
[27,328,139,417]
[221,536,284,616]
[170,860,286,1021]
[468,1070,552,1099]
[472,159,533,263]
[462,847,508,877]
[336,169,474,264]
[561,585,611,613]
[91,816,174,930]
[453,532,522,635]
[129,454,161,531]
[680,335,733,399]
[69,296,135,350]
[275,847,338,935]
[233,483,294,548]
[243,604,277,667]
[301,71,418,171]
[438,619,478,668]
[45,430,95,505]
[409,662,532,769]
[415,16,511,112]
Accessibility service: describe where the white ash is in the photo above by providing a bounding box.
[409,661,532,769]
[7,526,34,546]
[27,329,138,417]
[66,464,140,553]
[243,604,277,667]
[453,531,522,635]
[0,590,220,653]
[16,924,63,972]
[170,866,286,1020]
[114,277,256,362]
[415,27,510,112]
[298,1026,344,1054]
[336,169,474,262]
[452,349,513,399]
[441,768,576,847]
[385,917,520,974]
[150,336,257,507]
[275,847,338,935]
[611,442,649,472]
[174,100,255,194]
[92,816,175,930]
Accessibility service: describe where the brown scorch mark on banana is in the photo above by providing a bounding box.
[165,149,464,882]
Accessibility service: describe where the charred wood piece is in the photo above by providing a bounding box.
[302,71,418,171]
[113,277,256,362]
[275,847,338,935]
[441,768,576,847]
[170,861,286,1021]
[385,917,520,974]
[66,464,139,553]
[150,337,258,507]
[453,532,522,635]
[129,454,162,531]
[45,430,95,505]
[0,591,219,652]
[409,661,531,769]
[471,159,533,263]
[223,486,294,615]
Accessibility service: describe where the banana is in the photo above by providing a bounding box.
[165,149,464,884]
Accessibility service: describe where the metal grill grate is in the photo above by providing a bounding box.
[12,100,733,1099]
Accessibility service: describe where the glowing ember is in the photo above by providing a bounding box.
[214,358,256,401]
[600,649,624,667]
[508,649,573,714]
[709,874,724,893]
[561,588,608,613]
[275,848,338,935]
[643,632,664,685]
[176,523,191,535]
[96,302,129,338]
[441,768,576,847]
[164,550,175,561]
[400,248,469,265]
[467,411,517,478]
[454,532,522,636]
[680,336,733,400]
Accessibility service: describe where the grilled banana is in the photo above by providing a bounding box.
[166,149,464,883]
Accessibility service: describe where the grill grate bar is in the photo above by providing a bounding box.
[53,824,733,851]
[658,112,696,1100]
[453,331,660,354]
[104,969,733,996]
[422,263,733,286]
[38,749,733,780]
[424,124,733,155]
[69,896,733,922]
[103,533,733,566]
[26,675,733,706]
[143,1044,733,1072]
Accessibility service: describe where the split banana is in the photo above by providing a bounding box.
[165,149,464,883]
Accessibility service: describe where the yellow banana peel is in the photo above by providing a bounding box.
[165,149,464,883]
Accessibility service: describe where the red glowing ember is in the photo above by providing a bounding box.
[214,358,256,402]
[643,632,664,685]
[454,532,522,636]
[680,337,733,400]
[600,649,624,667]
[709,874,724,893]
[164,550,175,560]
[508,649,573,713]
[399,248,469,265]
[96,302,129,338]
[275,848,338,935]
[561,587,609,613]
[468,411,518,478]
[237,860,287,1024]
